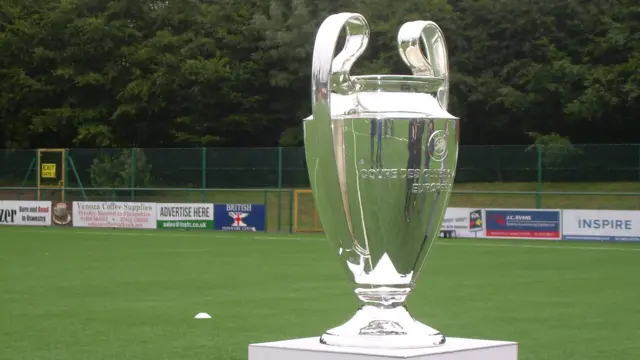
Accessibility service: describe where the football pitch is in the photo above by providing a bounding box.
[1,227,639,360]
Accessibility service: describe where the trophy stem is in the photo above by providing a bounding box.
[355,286,412,308]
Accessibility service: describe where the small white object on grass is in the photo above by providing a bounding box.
[194,312,212,319]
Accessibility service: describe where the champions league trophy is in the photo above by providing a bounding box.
[303,13,459,349]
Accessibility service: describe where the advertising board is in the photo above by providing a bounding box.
[51,201,73,227]
[213,204,265,232]
[485,209,561,239]
[73,202,156,229]
[562,209,640,242]
[440,207,485,237]
[0,201,52,226]
[156,203,214,229]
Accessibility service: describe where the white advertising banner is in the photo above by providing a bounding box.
[156,203,214,229]
[562,209,640,242]
[440,207,485,238]
[0,201,52,226]
[73,202,156,229]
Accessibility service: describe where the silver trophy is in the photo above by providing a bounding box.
[303,13,459,349]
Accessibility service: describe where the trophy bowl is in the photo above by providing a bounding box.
[303,13,459,349]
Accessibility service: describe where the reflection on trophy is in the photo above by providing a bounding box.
[52,201,72,226]
[404,118,426,220]
[370,119,384,169]
[303,13,459,348]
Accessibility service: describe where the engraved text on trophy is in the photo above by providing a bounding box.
[358,168,454,193]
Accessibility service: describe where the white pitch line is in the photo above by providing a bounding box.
[2,229,639,251]
[4,229,314,241]
[258,236,320,241]
[436,241,640,252]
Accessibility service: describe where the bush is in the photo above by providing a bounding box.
[526,132,582,167]
[89,149,152,189]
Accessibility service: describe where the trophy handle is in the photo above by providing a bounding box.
[310,13,370,259]
[397,21,450,110]
[311,13,370,114]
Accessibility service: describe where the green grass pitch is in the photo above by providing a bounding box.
[1,227,639,360]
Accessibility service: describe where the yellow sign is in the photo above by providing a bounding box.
[41,163,57,179]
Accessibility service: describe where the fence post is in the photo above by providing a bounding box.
[288,189,294,233]
[201,147,207,202]
[263,190,268,231]
[64,149,69,201]
[637,144,640,181]
[276,147,283,232]
[536,144,543,209]
[131,148,136,200]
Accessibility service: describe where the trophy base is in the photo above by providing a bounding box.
[320,305,445,349]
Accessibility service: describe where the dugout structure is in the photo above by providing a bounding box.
[292,189,323,233]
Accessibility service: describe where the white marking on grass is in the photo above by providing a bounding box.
[7,229,315,242]
[194,312,212,319]
[436,241,640,252]
[3,228,639,251]
[257,236,318,241]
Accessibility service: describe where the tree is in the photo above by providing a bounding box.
[0,0,638,148]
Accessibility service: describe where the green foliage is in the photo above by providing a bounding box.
[278,126,303,146]
[0,0,638,148]
[89,149,152,188]
[526,132,582,167]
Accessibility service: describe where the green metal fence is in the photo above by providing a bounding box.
[1,145,640,232]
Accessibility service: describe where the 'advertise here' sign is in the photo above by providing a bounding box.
[157,203,214,229]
